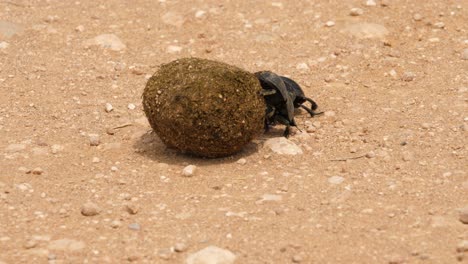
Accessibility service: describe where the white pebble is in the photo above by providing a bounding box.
[350,8,364,16]
[401,72,416,82]
[413,13,423,21]
[366,0,376,6]
[461,49,468,60]
[181,165,197,177]
[0,41,9,49]
[328,176,344,184]
[296,62,310,71]
[195,10,206,18]
[75,25,84,32]
[127,103,136,110]
[325,21,335,27]
[105,103,113,112]
[167,45,182,54]
[88,134,100,146]
[236,158,247,165]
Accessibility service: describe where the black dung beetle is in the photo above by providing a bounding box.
[255,71,322,137]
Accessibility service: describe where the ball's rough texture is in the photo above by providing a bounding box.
[142,58,265,158]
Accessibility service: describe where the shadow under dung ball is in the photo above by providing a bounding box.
[142,58,265,158]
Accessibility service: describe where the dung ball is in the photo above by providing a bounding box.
[142,58,265,158]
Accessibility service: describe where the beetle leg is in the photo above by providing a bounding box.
[275,115,295,138]
[300,105,323,117]
[303,97,319,110]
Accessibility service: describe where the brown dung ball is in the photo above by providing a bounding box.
[142,58,265,158]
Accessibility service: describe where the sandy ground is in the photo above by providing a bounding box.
[1,0,467,263]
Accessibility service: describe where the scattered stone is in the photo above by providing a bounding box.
[0,41,9,49]
[264,137,303,155]
[457,240,468,253]
[105,103,113,112]
[366,0,376,6]
[5,143,26,152]
[195,10,206,19]
[292,254,303,263]
[174,242,188,253]
[158,248,172,260]
[24,239,38,249]
[75,25,84,32]
[236,158,247,165]
[401,72,416,82]
[166,45,182,54]
[51,144,63,154]
[124,204,139,215]
[461,49,468,60]
[328,176,345,185]
[127,103,136,110]
[365,151,376,158]
[0,21,23,38]
[110,220,122,228]
[84,34,126,51]
[92,157,100,163]
[256,194,283,204]
[350,8,364,16]
[459,206,468,224]
[296,63,309,71]
[128,223,141,231]
[325,21,335,27]
[344,23,389,39]
[81,202,101,216]
[162,12,185,27]
[380,0,390,6]
[413,13,423,21]
[428,37,440,43]
[88,134,100,146]
[31,168,44,175]
[434,22,445,29]
[402,151,414,161]
[48,239,86,251]
[181,165,197,177]
[186,246,236,264]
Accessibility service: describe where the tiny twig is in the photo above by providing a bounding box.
[330,154,367,162]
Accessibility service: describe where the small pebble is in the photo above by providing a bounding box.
[0,41,9,49]
[125,204,139,215]
[236,158,247,165]
[365,151,376,158]
[459,206,468,224]
[328,176,345,185]
[434,22,445,29]
[413,13,423,21]
[461,49,468,60]
[325,21,335,27]
[24,239,38,249]
[31,168,44,175]
[167,45,182,54]
[456,240,468,253]
[92,157,100,163]
[105,103,113,112]
[88,134,100,146]
[127,103,136,110]
[366,0,376,6]
[174,242,188,252]
[296,62,309,71]
[158,248,172,260]
[128,223,141,231]
[292,254,303,263]
[350,8,364,16]
[402,151,414,161]
[75,25,84,32]
[401,72,416,82]
[181,165,197,177]
[81,202,101,216]
[110,220,122,228]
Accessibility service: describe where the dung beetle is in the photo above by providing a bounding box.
[255,71,322,137]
